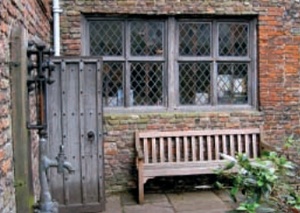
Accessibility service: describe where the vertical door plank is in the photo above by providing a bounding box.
[78,60,87,204]
[48,61,64,204]
[83,62,99,203]
[66,62,81,204]
[60,60,70,205]
[96,59,104,204]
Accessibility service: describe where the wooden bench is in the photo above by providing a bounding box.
[135,128,262,203]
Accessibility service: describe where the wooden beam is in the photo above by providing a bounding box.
[11,23,34,213]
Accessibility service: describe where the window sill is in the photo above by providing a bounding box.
[103,105,261,115]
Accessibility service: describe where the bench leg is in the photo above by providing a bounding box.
[138,176,144,204]
[137,159,145,204]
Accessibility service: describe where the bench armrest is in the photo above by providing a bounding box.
[136,149,144,160]
[260,140,277,152]
[135,132,144,160]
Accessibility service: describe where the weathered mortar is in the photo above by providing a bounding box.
[0,0,51,212]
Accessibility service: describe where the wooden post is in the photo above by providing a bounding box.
[11,23,35,213]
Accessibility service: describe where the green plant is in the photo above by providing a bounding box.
[216,149,300,213]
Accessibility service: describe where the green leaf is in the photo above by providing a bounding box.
[236,206,247,211]
[214,181,224,189]
[223,161,236,171]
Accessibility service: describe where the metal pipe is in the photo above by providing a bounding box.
[53,0,62,56]
[38,132,58,213]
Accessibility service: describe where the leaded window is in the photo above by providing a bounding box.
[87,17,257,110]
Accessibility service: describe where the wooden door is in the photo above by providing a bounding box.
[47,57,104,213]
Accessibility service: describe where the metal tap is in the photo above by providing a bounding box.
[56,145,75,174]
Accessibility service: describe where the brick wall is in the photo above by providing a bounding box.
[104,111,264,191]
[58,0,300,192]
[0,0,51,212]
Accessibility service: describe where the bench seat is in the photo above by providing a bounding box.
[135,128,262,204]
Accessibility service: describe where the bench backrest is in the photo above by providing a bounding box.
[135,128,261,164]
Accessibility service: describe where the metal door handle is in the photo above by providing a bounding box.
[87,131,95,142]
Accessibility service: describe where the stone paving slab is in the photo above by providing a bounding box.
[123,202,174,213]
[102,190,233,213]
[102,194,123,213]
[167,191,230,212]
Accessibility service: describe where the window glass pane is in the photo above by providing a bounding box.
[179,23,211,56]
[217,63,248,104]
[219,23,248,56]
[102,62,124,107]
[179,63,211,105]
[130,21,164,56]
[90,21,123,56]
[130,62,163,106]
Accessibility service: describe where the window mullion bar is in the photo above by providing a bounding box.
[125,20,131,107]
[250,19,257,108]
[168,17,176,108]
[212,20,218,106]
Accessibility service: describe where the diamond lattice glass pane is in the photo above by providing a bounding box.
[130,63,163,106]
[130,21,164,56]
[179,63,211,105]
[219,23,248,56]
[90,21,123,56]
[179,23,211,56]
[217,63,248,104]
[102,62,124,107]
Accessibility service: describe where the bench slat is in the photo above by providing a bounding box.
[184,137,188,162]
[199,136,204,161]
[143,161,239,177]
[176,137,180,162]
[207,136,212,161]
[192,136,196,161]
[252,134,258,158]
[143,138,149,163]
[245,134,250,157]
[160,138,164,163]
[222,135,227,155]
[215,135,220,160]
[238,134,242,153]
[152,138,157,163]
[230,135,235,157]
[168,137,172,162]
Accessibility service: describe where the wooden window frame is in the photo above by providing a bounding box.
[83,16,257,113]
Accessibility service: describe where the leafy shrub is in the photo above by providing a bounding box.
[216,147,300,213]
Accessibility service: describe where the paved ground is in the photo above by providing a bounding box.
[103,190,236,213]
